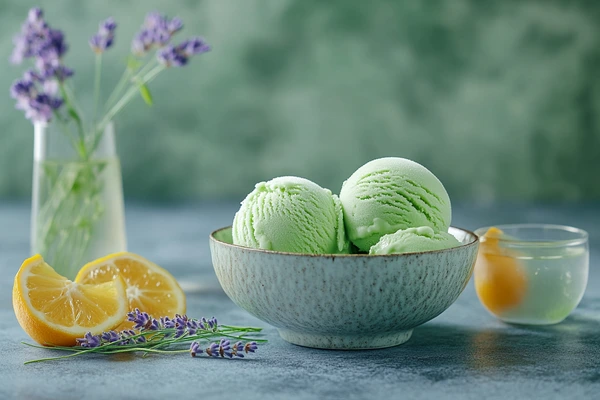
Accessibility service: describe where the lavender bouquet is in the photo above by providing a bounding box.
[23,309,264,364]
[10,8,210,277]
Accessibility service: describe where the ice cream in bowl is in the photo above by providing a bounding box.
[210,158,479,349]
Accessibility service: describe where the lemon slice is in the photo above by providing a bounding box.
[13,255,128,346]
[75,252,186,330]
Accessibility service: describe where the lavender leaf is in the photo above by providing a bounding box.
[139,84,153,106]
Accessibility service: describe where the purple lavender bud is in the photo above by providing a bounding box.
[78,332,101,348]
[178,37,211,57]
[137,336,146,344]
[157,45,180,67]
[190,341,202,357]
[126,309,138,322]
[23,70,43,82]
[144,12,164,29]
[167,17,183,34]
[90,17,117,53]
[219,339,233,358]
[244,342,258,354]
[206,342,220,358]
[10,37,27,64]
[99,17,117,35]
[131,30,153,55]
[232,341,245,358]
[10,79,36,100]
[174,328,186,338]
[119,329,138,345]
[149,319,160,330]
[155,30,171,47]
[28,8,44,24]
[53,65,74,81]
[101,330,121,343]
[47,29,68,58]
[164,317,176,329]
[133,310,151,329]
[89,35,106,53]
[233,341,244,352]
[24,94,62,122]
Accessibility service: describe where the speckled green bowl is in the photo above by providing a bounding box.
[210,226,478,350]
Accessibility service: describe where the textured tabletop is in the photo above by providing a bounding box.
[0,202,599,400]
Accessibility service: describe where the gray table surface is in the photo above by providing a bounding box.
[0,202,599,400]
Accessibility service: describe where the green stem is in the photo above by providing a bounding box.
[104,69,131,112]
[58,83,87,160]
[53,112,81,154]
[23,347,99,365]
[99,65,164,128]
[220,325,263,332]
[93,53,102,125]
[133,59,158,82]
[104,58,157,112]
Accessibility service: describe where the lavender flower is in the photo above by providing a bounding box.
[219,339,233,358]
[245,342,258,354]
[232,341,245,358]
[156,37,210,67]
[120,329,138,345]
[205,342,220,358]
[127,308,152,329]
[167,18,184,35]
[101,331,120,343]
[27,312,260,364]
[190,341,202,357]
[161,316,176,329]
[89,17,117,53]
[10,74,63,123]
[28,8,44,26]
[155,45,184,66]
[9,8,73,122]
[11,9,68,66]
[74,317,259,359]
[131,12,185,56]
[76,332,101,348]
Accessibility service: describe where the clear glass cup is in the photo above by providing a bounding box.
[31,121,127,279]
[474,224,589,325]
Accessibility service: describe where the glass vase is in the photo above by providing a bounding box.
[31,121,127,279]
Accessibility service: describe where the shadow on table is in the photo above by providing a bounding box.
[339,315,599,383]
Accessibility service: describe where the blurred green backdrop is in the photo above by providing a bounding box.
[1,0,599,203]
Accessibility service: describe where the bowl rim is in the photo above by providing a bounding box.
[209,225,479,257]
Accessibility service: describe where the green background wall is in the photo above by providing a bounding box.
[1,0,599,203]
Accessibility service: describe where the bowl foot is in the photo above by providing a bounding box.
[277,329,413,350]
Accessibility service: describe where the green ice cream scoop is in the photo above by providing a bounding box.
[369,226,460,255]
[340,157,452,252]
[232,176,349,254]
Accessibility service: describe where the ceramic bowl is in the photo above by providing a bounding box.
[209,226,478,350]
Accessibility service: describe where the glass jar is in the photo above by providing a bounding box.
[474,224,589,325]
[31,121,127,279]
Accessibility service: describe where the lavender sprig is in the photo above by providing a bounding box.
[22,309,264,364]
[131,12,183,55]
[89,17,117,53]
[10,8,73,123]
[156,37,210,67]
